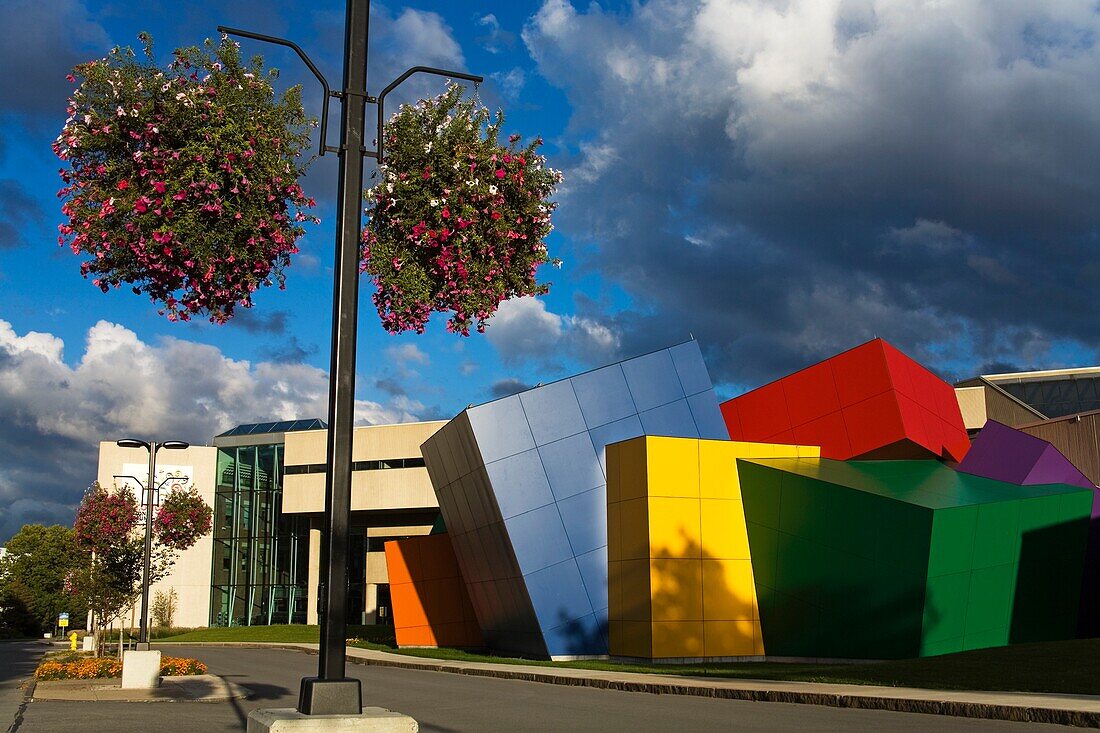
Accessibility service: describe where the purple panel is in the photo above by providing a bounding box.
[959,419,1099,522]
[1027,446,1095,492]
[957,420,1050,484]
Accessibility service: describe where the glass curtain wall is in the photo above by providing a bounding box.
[211,444,310,626]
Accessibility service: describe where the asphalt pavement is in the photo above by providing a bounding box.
[0,641,46,732]
[1,644,1084,732]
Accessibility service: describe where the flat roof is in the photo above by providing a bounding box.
[216,419,327,438]
[740,457,1090,510]
[982,366,1100,383]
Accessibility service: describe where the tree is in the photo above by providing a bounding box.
[68,482,211,654]
[151,587,178,628]
[0,579,40,638]
[0,524,87,635]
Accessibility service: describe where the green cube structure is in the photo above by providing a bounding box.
[738,458,1093,659]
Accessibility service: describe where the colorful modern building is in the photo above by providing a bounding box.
[91,335,1100,664]
[421,340,728,659]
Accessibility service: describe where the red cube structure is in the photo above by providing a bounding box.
[384,534,484,649]
[721,338,969,461]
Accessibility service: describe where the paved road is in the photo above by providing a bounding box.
[8,645,1078,732]
[0,641,47,732]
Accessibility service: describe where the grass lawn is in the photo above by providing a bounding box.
[158,624,395,646]
[352,638,1100,696]
[159,625,1100,696]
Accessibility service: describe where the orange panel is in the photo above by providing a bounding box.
[418,535,461,580]
[384,539,419,586]
[387,534,484,649]
[395,625,436,647]
[391,582,428,628]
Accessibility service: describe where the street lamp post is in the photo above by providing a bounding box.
[115,438,189,650]
[219,0,482,716]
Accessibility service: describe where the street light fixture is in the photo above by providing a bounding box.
[220,0,483,716]
[115,438,189,650]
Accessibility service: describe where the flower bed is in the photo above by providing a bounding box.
[34,655,207,680]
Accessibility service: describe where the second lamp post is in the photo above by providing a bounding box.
[115,437,189,649]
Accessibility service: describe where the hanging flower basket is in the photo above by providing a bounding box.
[154,485,213,550]
[53,34,317,323]
[362,83,563,335]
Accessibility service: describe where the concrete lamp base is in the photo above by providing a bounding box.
[247,708,418,733]
[120,649,161,689]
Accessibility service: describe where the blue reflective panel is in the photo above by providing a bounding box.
[556,486,607,557]
[485,449,555,520]
[570,364,637,429]
[504,504,574,574]
[519,380,588,446]
[588,415,645,474]
[539,432,605,501]
[543,612,608,657]
[669,341,714,395]
[621,349,684,411]
[639,399,700,437]
[575,545,609,613]
[467,396,536,464]
[522,558,594,633]
[688,390,730,440]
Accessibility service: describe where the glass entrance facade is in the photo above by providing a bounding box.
[211,443,310,626]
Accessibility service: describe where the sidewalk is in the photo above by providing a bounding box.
[33,674,250,702]
[159,642,1100,727]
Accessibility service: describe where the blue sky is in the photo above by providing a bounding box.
[3,0,1100,539]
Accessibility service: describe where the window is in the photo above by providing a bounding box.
[284,457,427,474]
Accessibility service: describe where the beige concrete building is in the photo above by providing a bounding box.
[283,421,446,624]
[95,440,218,629]
[92,419,447,630]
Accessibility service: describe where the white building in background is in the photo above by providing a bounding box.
[96,441,217,629]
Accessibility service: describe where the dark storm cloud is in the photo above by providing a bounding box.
[232,309,289,335]
[489,378,532,399]
[0,180,45,249]
[523,0,1100,387]
[0,0,110,115]
[261,335,316,364]
[375,377,407,397]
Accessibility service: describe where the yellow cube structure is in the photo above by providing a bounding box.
[606,436,820,660]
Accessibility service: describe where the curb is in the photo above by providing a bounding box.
[156,642,1100,728]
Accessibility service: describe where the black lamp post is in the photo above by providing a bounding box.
[115,438,189,650]
[219,0,482,716]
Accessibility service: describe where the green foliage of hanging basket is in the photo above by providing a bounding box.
[362,84,563,335]
[53,33,318,323]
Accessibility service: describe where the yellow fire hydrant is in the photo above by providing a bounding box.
[69,632,78,651]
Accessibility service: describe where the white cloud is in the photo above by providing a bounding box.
[491,67,527,100]
[0,319,423,540]
[522,0,1100,383]
[385,343,429,365]
[484,297,621,366]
